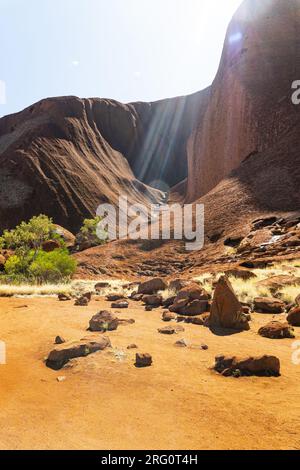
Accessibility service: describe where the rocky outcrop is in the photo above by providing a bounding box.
[185,0,300,203]
[210,276,250,330]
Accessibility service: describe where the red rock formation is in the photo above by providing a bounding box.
[185,0,300,202]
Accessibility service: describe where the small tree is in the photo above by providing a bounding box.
[0,215,76,283]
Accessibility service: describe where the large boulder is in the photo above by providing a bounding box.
[169,284,210,317]
[209,276,250,330]
[138,278,168,295]
[46,336,111,370]
[258,321,295,339]
[89,311,119,332]
[214,355,280,377]
[287,307,300,326]
[254,297,285,314]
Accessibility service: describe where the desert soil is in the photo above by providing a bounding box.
[0,296,300,450]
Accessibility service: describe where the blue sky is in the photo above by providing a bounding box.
[0,0,242,117]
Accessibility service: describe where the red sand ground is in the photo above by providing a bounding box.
[0,296,300,450]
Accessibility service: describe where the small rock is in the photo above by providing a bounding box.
[130,293,144,301]
[107,294,125,302]
[145,306,153,312]
[174,338,188,348]
[58,293,71,302]
[162,311,176,322]
[42,240,61,252]
[55,336,66,345]
[89,311,119,332]
[127,344,138,350]
[57,376,66,383]
[158,326,176,335]
[138,278,168,295]
[135,353,152,368]
[142,294,163,307]
[287,307,300,326]
[95,282,110,290]
[111,301,129,309]
[74,296,89,307]
[201,344,209,350]
[258,321,295,339]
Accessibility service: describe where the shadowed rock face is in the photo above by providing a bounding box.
[185,0,300,202]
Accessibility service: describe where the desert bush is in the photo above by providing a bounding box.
[28,249,77,283]
[0,216,75,283]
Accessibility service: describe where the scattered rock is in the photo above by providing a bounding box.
[201,344,209,350]
[111,300,129,309]
[106,293,125,302]
[57,376,66,383]
[135,353,152,368]
[95,282,110,291]
[169,284,209,317]
[162,311,176,322]
[46,337,111,370]
[142,294,163,307]
[130,293,144,301]
[174,338,188,348]
[209,276,250,331]
[58,293,71,302]
[74,296,89,307]
[258,321,295,339]
[138,278,168,295]
[127,344,138,350]
[214,354,280,377]
[169,279,189,292]
[254,297,285,314]
[55,336,66,345]
[158,325,185,335]
[41,239,61,252]
[287,307,300,326]
[295,294,300,306]
[54,225,76,248]
[145,306,153,312]
[89,311,119,332]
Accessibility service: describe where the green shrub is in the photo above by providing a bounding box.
[28,249,77,283]
[0,215,75,284]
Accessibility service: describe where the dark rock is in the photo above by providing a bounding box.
[287,307,300,326]
[138,278,168,295]
[135,353,152,368]
[89,311,119,332]
[41,239,61,252]
[111,301,129,309]
[258,321,295,339]
[55,336,66,345]
[58,293,71,302]
[142,294,163,307]
[46,336,111,370]
[214,354,280,377]
[254,297,285,314]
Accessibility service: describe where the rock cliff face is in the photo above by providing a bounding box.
[0,0,300,236]
[185,0,300,202]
